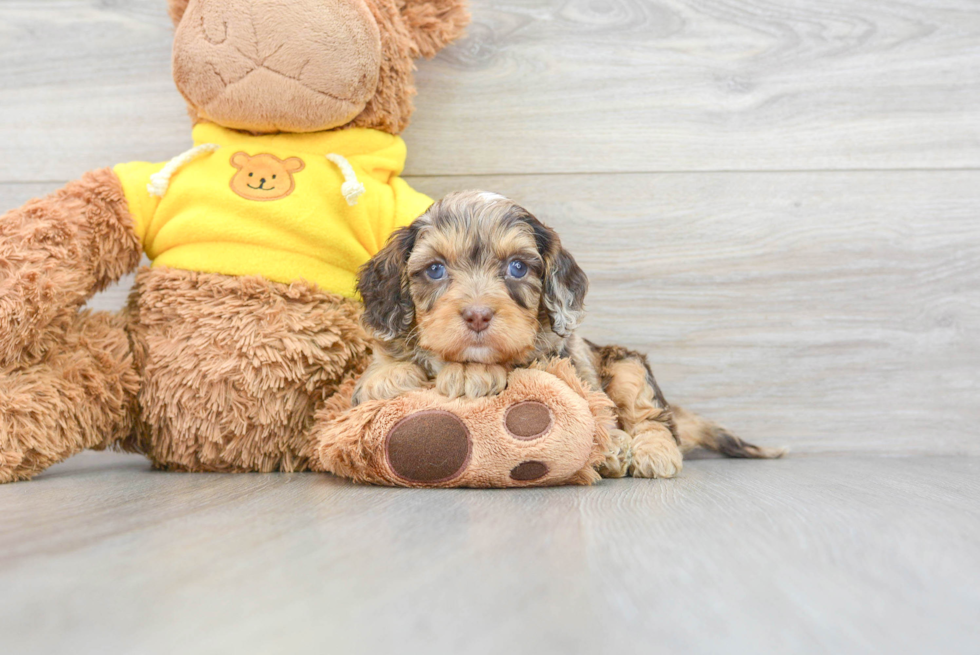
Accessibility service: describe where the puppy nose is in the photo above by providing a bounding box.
[462,306,494,333]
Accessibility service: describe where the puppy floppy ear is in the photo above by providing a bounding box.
[522,214,589,337]
[357,223,423,340]
[400,0,471,58]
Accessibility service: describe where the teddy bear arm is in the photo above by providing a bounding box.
[0,168,142,364]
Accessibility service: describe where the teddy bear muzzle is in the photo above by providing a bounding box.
[172,0,382,133]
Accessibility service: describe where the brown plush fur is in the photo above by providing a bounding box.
[313,358,614,488]
[400,0,471,58]
[123,267,371,473]
[167,0,190,24]
[355,191,786,479]
[0,169,141,366]
[0,310,139,483]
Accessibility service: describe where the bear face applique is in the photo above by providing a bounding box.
[230,152,305,201]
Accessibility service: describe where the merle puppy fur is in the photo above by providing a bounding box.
[353,191,784,478]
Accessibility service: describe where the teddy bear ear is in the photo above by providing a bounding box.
[167,0,191,27]
[399,0,471,59]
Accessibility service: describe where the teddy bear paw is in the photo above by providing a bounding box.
[315,363,615,488]
[384,400,559,485]
[384,410,471,484]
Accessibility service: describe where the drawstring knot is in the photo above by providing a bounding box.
[326,153,365,206]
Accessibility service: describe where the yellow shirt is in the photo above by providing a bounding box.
[114,123,433,298]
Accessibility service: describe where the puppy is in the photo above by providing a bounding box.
[352,190,785,478]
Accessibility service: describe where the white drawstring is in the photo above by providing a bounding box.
[148,143,221,197]
[326,153,365,206]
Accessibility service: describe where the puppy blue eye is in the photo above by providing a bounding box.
[427,263,446,280]
[508,260,527,278]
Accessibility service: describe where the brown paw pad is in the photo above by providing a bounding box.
[384,410,471,484]
[510,461,549,482]
[504,401,553,441]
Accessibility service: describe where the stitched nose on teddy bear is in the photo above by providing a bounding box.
[172,0,382,133]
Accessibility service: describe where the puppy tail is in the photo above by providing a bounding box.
[672,406,787,459]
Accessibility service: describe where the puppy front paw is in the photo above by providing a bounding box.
[628,428,683,479]
[436,363,508,399]
[352,363,431,406]
[597,428,632,479]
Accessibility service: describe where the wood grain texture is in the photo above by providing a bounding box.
[1,0,979,180]
[1,452,977,654]
[4,171,976,455]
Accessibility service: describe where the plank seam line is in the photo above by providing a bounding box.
[403,167,980,178]
[4,167,980,186]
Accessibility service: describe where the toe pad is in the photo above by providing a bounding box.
[385,410,471,483]
[510,460,549,481]
[505,401,553,440]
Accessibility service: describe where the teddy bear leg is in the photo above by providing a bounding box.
[130,268,371,474]
[0,310,140,483]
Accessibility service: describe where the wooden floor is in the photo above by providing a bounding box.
[1,1,979,653]
[4,452,979,654]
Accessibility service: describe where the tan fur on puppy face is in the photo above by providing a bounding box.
[408,212,542,364]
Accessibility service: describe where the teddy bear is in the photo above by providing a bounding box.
[0,0,612,487]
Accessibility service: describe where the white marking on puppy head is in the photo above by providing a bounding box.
[478,191,507,204]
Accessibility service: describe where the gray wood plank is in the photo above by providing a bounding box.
[3,171,977,455]
[1,452,977,654]
[408,0,980,174]
[1,0,979,181]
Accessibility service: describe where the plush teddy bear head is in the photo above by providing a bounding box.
[166,0,468,134]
